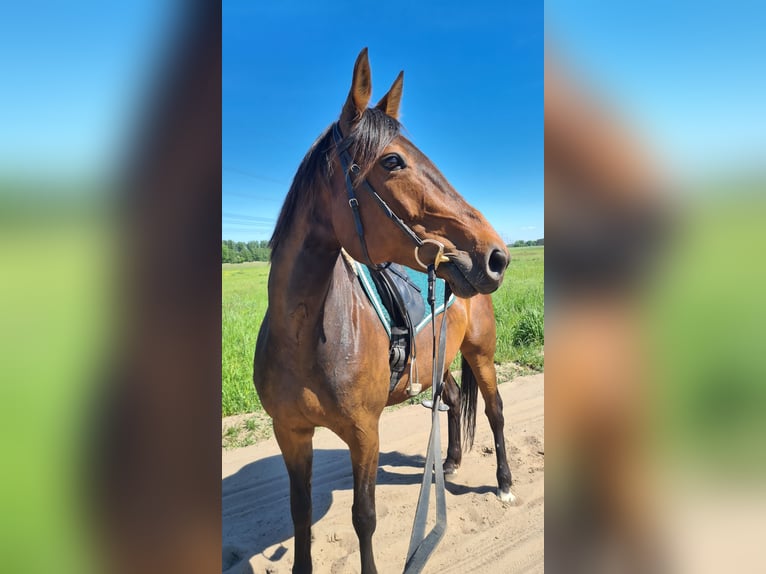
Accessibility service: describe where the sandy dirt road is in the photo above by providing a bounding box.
[222,373,544,574]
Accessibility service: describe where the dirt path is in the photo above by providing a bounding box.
[222,373,544,574]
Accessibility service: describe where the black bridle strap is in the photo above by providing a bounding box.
[358,177,424,247]
[332,123,425,269]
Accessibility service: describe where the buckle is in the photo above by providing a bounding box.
[414,239,452,270]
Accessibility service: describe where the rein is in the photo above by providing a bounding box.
[332,122,451,572]
[404,266,451,574]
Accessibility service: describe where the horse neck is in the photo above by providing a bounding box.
[268,195,341,326]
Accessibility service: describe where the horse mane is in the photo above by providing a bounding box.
[269,107,401,258]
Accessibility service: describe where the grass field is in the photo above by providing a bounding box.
[222,247,544,417]
[222,262,271,416]
[647,197,766,472]
[492,246,545,368]
[1,212,111,574]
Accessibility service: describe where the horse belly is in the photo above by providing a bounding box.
[385,299,469,406]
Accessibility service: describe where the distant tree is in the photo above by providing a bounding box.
[221,239,271,263]
[253,247,270,261]
[512,240,525,248]
[535,238,544,246]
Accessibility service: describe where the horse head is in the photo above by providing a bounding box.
[329,48,510,298]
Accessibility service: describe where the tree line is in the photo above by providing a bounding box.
[222,237,544,264]
[222,240,270,263]
[510,238,544,247]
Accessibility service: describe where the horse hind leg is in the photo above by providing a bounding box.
[460,350,516,503]
[273,422,315,573]
[441,372,462,474]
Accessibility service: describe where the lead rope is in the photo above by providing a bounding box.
[403,265,451,573]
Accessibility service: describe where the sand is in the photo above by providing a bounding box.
[222,373,544,574]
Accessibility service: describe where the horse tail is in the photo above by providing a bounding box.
[460,355,478,451]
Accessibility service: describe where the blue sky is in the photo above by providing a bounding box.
[223,1,544,243]
[3,1,759,215]
[0,2,174,180]
[546,1,766,181]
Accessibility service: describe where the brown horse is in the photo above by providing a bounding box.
[545,51,668,573]
[253,48,513,574]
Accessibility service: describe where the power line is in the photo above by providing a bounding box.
[223,191,283,202]
[222,212,275,223]
[223,222,275,229]
[223,166,287,185]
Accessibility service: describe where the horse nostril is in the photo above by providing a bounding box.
[487,248,509,277]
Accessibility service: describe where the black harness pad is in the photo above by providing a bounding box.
[368,263,426,390]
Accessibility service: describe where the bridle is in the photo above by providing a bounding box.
[332,121,452,572]
[332,122,450,272]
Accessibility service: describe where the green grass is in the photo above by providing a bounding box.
[492,246,545,369]
[222,262,270,416]
[647,196,766,474]
[1,210,110,574]
[222,247,544,417]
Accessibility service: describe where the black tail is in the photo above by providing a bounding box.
[460,356,478,451]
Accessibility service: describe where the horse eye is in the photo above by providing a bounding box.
[380,153,405,171]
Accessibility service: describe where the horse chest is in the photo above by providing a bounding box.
[316,310,389,378]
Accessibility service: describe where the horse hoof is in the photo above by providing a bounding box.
[443,462,459,475]
[498,489,519,504]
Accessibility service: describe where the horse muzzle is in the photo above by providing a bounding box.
[439,246,509,297]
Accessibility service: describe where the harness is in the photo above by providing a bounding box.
[349,258,455,395]
[366,261,425,394]
[333,122,452,572]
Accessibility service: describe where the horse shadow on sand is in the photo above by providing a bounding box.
[222,448,496,574]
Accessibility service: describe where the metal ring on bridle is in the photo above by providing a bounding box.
[414,239,451,270]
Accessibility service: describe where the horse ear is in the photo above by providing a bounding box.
[375,71,404,120]
[340,48,372,133]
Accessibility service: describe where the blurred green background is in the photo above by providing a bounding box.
[649,183,766,477]
[0,187,114,573]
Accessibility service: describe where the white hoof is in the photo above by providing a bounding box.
[498,489,518,504]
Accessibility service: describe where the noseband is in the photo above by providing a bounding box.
[332,123,450,271]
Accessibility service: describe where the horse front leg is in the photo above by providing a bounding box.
[441,372,462,474]
[273,422,315,573]
[346,423,381,574]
